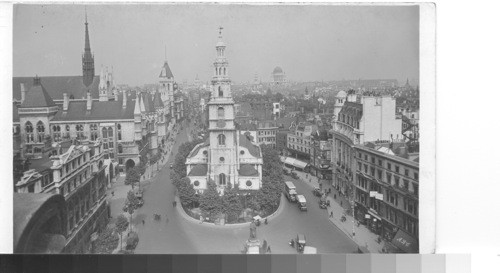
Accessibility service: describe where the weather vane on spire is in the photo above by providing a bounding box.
[219,26,224,36]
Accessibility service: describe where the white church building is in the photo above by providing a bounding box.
[185,28,263,194]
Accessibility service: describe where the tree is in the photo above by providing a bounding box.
[124,167,141,186]
[221,183,243,223]
[94,226,119,254]
[123,190,140,230]
[178,177,198,209]
[199,180,223,219]
[115,214,129,251]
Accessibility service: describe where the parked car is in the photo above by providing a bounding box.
[312,188,322,197]
[319,195,328,209]
[126,232,139,250]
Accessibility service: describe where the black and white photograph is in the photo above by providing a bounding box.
[9,3,425,255]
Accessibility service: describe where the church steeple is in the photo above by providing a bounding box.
[82,8,95,87]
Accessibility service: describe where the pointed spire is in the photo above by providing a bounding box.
[84,8,90,51]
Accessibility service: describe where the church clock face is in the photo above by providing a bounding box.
[217,120,226,128]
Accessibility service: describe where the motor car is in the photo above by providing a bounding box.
[312,188,322,197]
[296,234,306,253]
[319,195,328,209]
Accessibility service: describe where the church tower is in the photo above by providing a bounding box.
[82,10,95,87]
[207,27,237,190]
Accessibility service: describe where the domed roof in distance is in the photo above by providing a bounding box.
[273,66,283,74]
[336,90,347,98]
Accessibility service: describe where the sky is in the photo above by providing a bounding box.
[13,4,419,86]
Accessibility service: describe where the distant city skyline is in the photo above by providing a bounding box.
[13,4,419,86]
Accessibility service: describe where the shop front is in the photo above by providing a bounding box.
[366,209,383,235]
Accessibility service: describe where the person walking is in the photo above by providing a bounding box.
[267,245,271,253]
[330,211,333,218]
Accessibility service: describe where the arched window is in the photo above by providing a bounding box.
[219,173,226,185]
[36,121,45,142]
[117,124,121,130]
[25,122,33,133]
[118,144,123,154]
[108,127,113,137]
[36,121,45,133]
[217,107,224,118]
[218,67,222,76]
[223,67,226,75]
[102,127,108,138]
[218,134,225,146]
[218,86,223,97]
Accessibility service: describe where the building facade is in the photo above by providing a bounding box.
[353,145,419,253]
[185,29,263,194]
[286,122,317,161]
[15,140,109,253]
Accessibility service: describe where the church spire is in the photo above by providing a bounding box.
[82,7,95,87]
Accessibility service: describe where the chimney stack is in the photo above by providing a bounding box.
[86,91,92,111]
[20,83,26,103]
[63,93,69,111]
[122,90,127,108]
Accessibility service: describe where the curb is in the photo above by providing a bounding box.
[175,193,286,229]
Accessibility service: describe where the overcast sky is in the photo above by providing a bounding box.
[13,4,419,86]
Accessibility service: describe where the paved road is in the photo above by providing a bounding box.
[132,122,357,254]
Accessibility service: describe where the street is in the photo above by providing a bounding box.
[107,121,357,254]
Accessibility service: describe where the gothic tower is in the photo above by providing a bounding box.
[207,27,237,189]
[82,11,95,87]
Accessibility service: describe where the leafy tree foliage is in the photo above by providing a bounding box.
[94,226,119,254]
[124,167,141,186]
[115,214,129,250]
[123,190,140,216]
[178,177,198,209]
[199,180,223,219]
[221,183,243,222]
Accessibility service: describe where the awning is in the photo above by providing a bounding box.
[391,229,419,253]
[281,156,308,169]
[368,209,382,220]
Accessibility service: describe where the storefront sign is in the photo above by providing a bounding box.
[391,229,418,253]
[365,214,371,219]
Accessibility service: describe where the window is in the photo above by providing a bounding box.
[387,162,391,170]
[413,184,419,196]
[118,145,123,154]
[218,86,223,97]
[364,154,367,161]
[219,157,225,162]
[219,173,226,185]
[371,157,375,164]
[218,107,224,118]
[370,167,375,177]
[102,127,108,138]
[394,176,400,187]
[364,164,368,173]
[246,180,252,186]
[194,180,200,187]
[378,159,382,166]
[377,169,382,180]
[403,179,409,190]
[108,127,113,137]
[218,134,226,145]
[357,162,362,171]
[414,172,419,180]
[405,169,409,176]
[395,166,400,173]
[386,172,392,184]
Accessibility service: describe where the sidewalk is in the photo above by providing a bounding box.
[290,168,386,253]
[107,129,181,254]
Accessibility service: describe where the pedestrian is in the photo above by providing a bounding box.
[330,211,333,218]
[267,245,271,253]
[199,215,203,224]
